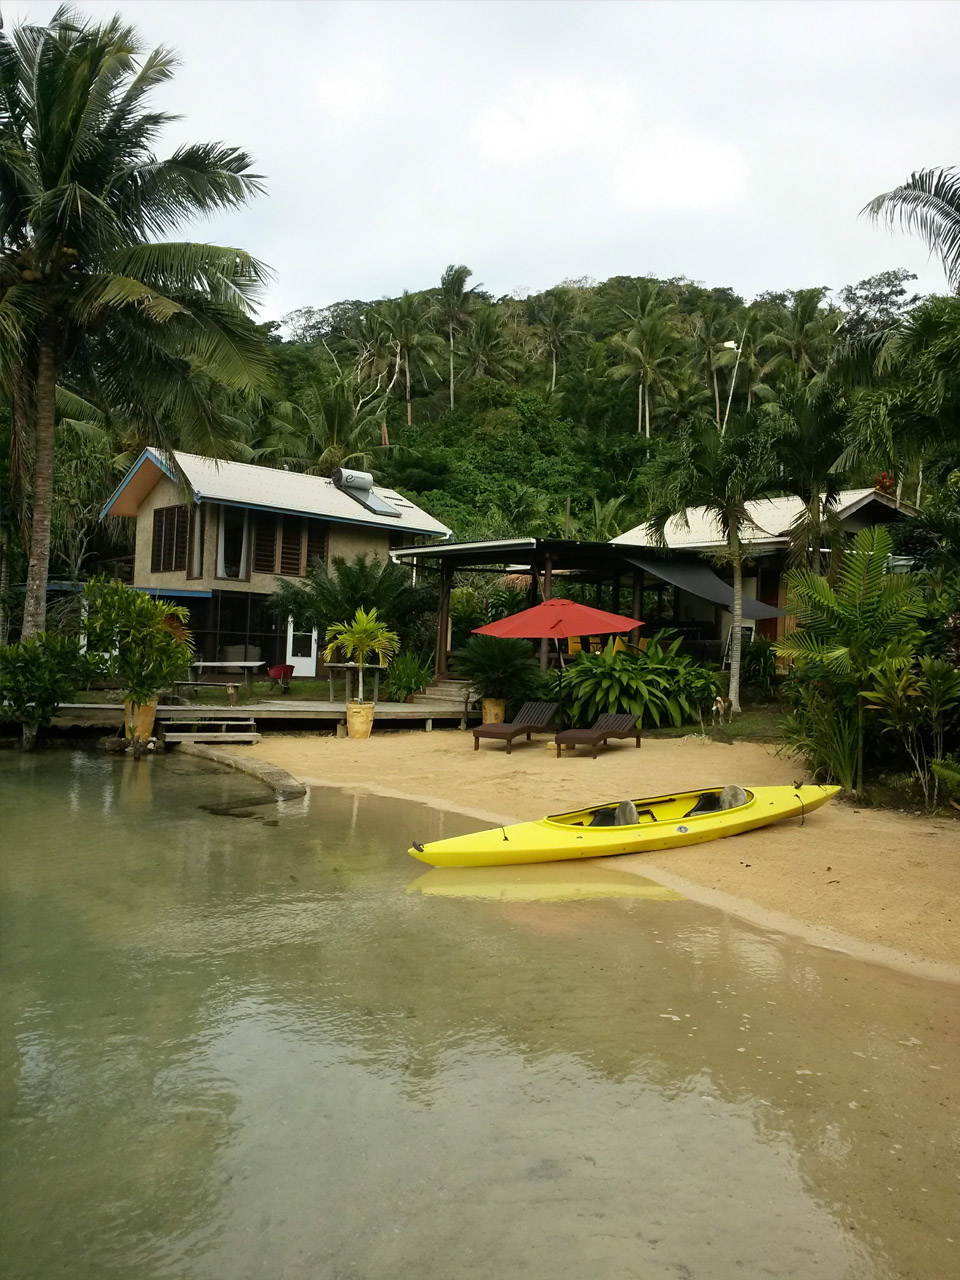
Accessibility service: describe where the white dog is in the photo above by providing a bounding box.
[711,696,733,725]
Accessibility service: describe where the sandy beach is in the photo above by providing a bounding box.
[232,729,960,981]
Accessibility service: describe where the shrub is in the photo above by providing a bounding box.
[452,635,543,704]
[563,631,721,728]
[740,636,776,696]
[0,633,90,749]
[384,652,434,702]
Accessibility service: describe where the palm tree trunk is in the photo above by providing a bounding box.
[644,386,651,440]
[712,369,721,428]
[405,356,412,427]
[810,495,821,577]
[0,525,10,645]
[358,661,364,703]
[22,338,57,640]
[915,461,924,506]
[448,322,455,411]
[728,525,743,714]
[637,380,643,434]
[551,348,557,393]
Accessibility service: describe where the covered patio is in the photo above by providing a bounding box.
[390,538,782,676]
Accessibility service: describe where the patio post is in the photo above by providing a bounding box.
[539,555,553,669]
[435,564,452,678]
[631,570,643,643]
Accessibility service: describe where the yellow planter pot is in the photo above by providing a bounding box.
[346,702,375,740]
[124,699,157,741]
[481,698,506,724]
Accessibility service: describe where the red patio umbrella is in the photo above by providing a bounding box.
[472,596,642,641]
[472,597,643,727]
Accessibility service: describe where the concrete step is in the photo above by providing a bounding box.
[164,732,261,744]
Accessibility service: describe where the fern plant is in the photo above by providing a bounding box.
[776,526,926,793]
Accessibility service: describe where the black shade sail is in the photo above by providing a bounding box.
[623,556,783,619]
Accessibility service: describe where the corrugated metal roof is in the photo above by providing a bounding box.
[105,449,451,538]
[612,489,897,550]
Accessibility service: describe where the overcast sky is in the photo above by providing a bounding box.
[9,0,960,319]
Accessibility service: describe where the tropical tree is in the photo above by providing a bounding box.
[270,553,434,649]
[863,167,960,291]
[459,305,519,383]
[569,495,632,542]
[761,288,839,379]
[379,292,443,427]
[763,376,849,574]
[322,606,398,702]
[530,288,582,392]
[645,414,778,713]
[436,264,477,409]
[608,319,684,437]
[247,377,388,476]
[775,526,926,793]
[0,7,270,638]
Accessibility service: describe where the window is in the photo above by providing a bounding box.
[151,506,189,573]
[279,517,303,577]
[217,506,249,579]
[252,514,277,574]
[247,513,327,577]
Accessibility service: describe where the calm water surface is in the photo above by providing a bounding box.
[1,750,957,1280]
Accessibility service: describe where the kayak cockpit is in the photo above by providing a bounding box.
[547,786,754,829]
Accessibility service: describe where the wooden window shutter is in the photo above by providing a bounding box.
[279,517,304,577]
[253,514,278,574]
[151,510,164,572]
[305,519,327,569]
[173,507,189,572]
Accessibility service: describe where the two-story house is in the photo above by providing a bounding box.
[101,449,450,675]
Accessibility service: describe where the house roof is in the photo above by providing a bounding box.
[101,449,452,539]
[611,489,908,552]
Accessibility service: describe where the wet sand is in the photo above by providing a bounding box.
[235,730,960,979]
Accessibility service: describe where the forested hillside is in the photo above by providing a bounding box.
[256,267,957,543]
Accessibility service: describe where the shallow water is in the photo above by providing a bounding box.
[1,750,957,1280]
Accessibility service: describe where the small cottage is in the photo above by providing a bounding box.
[101,449,450,674]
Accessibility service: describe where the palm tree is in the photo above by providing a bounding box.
[761,289,838,380]
[531,288,582,392]
[248,377,388,477]
[863,167,960,291]
[322,606,399,702]
[0,7,270,637]
[569,495,632,542]
[763,376,849,575]
[459,305,520,383]
[689,301,738,428]
[608,319,684,437]
[776,526,926,793]
[645,414,778,712]
[436,264,477,410]
[379,293,443,427]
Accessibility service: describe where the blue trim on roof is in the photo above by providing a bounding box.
[136,586,212,598]
[99,448,181,522]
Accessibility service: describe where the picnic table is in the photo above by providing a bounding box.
[188,659,265,695]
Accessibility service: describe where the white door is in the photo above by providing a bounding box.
[286,617,318,677]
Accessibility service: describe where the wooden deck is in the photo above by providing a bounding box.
[54,700,480,732]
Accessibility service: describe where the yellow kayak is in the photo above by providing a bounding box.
[408,785,840,868]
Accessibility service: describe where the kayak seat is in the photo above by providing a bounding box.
[588,809,618,827]
[684,792,723,817]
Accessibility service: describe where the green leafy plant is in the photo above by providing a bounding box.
[776,526,926,792]
[84,579,194,730]
[271,554,434,649]
[0,633,90,750]
[384,651,434,702]
[781,667,860,792]
[864,657,960,808]
[563,632,721,728]
[740,636,777,696]
[452,635,543,704]
[323,607,399,702]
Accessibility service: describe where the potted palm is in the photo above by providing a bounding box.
[453,635,544,723]
[84,579,194,742]
[323,607,399,740]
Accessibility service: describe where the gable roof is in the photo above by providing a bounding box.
[101,449,451,539]
[611,489,908,551]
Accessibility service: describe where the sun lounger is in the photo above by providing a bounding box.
[473,701,559,754]
[554,712,642,759]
